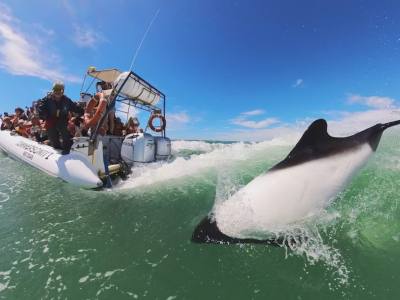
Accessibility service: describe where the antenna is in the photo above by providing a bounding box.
[128,8,161,72]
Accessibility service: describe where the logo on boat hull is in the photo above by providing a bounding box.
[16,141,54,160]
[22,151,33,160]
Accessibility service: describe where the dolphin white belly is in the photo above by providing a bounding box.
[192,118,400,244]
[215,144,372,238]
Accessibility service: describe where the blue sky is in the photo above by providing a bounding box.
[1,0,400,140]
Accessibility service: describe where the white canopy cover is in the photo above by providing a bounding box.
[87,67,121,83]
[87,67,161,106]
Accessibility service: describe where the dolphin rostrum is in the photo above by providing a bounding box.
[192,119,400,244]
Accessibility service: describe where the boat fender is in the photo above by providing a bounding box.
[148,113,166,132]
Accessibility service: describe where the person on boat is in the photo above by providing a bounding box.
[0,116,12,130]
[11,107,28,128]
[27,117,47,142]
[15,107,28,121]
[15,120,29,138]
[125,117,143,135]
[37,81,84,155]
[26,106,36,120]
[68,116,86,137]
[96,81,115,135]
[84,92,108,135]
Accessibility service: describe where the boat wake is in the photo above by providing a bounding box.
[116,139,293,190]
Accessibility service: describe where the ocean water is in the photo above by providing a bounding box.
[0,132,399,299]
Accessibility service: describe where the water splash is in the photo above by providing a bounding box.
[212,161,352,287]
[117,140,289,190]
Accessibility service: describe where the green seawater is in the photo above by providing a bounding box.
[0,135,399,299]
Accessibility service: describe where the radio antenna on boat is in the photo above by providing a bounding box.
[128,8,160,72]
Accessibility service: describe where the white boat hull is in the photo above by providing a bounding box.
[0,130,103,189]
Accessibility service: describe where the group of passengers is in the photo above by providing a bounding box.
[0,81,142,155]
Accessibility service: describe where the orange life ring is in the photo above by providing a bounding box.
[84,99,107,129]
[148,114,166,132]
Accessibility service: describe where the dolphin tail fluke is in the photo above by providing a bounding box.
[191,215,228,244]
[191,216,284,245]
[382,120,400,130]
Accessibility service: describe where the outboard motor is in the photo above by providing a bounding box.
[121,133,155,164]
[155,136,171,160]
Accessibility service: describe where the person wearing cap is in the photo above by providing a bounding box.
[37,81,84,154]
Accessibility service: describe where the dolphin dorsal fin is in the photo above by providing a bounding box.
[288,119,331,156]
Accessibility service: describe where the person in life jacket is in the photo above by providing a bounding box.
[37,81,84,155]
[84,92,108,135]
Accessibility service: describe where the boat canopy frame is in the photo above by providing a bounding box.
[81,68,166,143]
[81,68,167,153]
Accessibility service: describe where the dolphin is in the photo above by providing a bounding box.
[192,119,400,245]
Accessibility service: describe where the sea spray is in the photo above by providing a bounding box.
[213,164,351,287]
[117,140,288,190]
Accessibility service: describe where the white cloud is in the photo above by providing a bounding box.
[61,0,107,49]
[168,111,190,124]
[231,109,279,129]
[292,78,304,88]
[241,109,265,116]
[347,94,396,109]
[0,2,13,22]
[73,25,106,48]
[219,96,400,143]
[325,108,400,136]
[61,0,76,18]
[0,3,79,83]
[32,23,55,37]
[165,111,201,131]
[232,117,279,129]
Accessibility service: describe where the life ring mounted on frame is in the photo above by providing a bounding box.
[148,111,166,133]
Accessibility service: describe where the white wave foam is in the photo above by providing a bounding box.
[117,140,291,190]
[171,140,227,154]
[0,183,12,204]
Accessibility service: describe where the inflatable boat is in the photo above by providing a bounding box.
[0,68,172,189]
[0,127,103,188]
